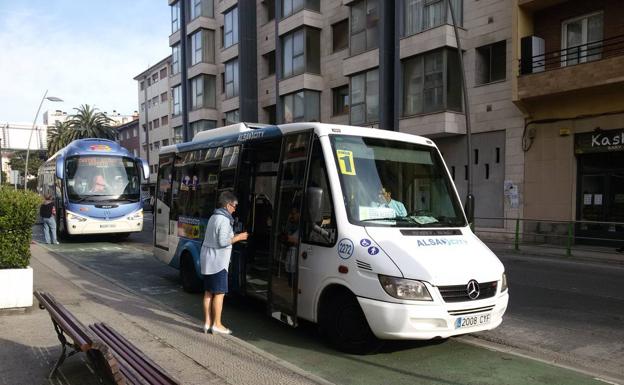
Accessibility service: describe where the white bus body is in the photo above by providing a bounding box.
[153,123,508,352]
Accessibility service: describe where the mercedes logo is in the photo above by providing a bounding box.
[466,279,480,300]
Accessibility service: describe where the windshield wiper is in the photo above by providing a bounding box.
[361,217,403,222]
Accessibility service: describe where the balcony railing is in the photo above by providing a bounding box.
[519,34,624,75]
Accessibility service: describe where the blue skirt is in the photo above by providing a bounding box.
[203,269,228,294]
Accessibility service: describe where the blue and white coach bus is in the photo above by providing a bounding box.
[154,122,508,352]
[38,139,149,237]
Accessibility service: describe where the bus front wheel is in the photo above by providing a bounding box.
[319,290,382,354]
[180,253,202,293]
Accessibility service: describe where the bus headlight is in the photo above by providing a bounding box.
[126,210,143,221]
[501,273,508,292]
[67,212,87,222]
[378,275,432,301]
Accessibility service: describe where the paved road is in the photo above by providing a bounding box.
[475,253,624,381]
[33,220,621,385]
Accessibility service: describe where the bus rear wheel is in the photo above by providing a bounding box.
[320,290,382,354]
[180,254,202,293]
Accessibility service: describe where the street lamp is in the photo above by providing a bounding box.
[24,90,63,190]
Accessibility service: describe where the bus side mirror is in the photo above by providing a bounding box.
[306,187,323,224]
[464,194,475,227]
[55,157,64,179]
[139,158,150,180]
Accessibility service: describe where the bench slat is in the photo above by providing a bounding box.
[90,323,179,385]
[34,291,92,351]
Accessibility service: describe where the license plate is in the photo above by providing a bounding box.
[455,313,491,329]
[100,224,116,228]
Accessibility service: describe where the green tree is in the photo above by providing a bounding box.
[47,121,71,155]
[65,104,116,142]
[8,150,44,178]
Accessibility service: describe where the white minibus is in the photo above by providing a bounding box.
[153,122,508,352]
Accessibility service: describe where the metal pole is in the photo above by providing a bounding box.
[24,90,48,190]
[514,217,520,251]
[448,1,474,215]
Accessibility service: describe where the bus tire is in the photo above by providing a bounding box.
[319,289,382,354]
[180,253,202,293]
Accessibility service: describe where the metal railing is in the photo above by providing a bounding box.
[519,34,624,75]
[474,217,624,257]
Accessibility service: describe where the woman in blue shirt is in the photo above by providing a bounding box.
[200,191,248,334]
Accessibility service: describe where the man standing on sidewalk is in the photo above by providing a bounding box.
[40,194,59,245]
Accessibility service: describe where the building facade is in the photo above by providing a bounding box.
[165,0,527,234]
[115,118,141,158]
[134,56,173,192]
[513,0,624,244]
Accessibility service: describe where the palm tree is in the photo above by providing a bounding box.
[65,104,116,142]
[47,121,71,154]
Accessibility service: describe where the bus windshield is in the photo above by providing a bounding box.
[65,156,141,202]
[330,135,466,228]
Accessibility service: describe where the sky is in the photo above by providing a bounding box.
[0,0,171,125]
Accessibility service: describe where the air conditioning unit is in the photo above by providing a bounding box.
[520,36,545,74]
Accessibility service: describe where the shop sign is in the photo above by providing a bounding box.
[575,128,624,154]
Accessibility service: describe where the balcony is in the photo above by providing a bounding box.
[517,34,624,101]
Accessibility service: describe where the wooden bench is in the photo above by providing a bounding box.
[35,291,179,385]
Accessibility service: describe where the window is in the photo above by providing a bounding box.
[149,121,153,130]
[174,126,183,143]
[332,19,348,52]
[263,51,276,77]
[172,44,181,75]
[162,139,169,146]
[303,137,336,246]
[476,41,506,84]
[190,120,217,139]
[154,141,160,150]
[190,29,215,66]
[153,119,160,129]
[225,110,240,125]
[190,0,214,20]
[263,0,275,23]
[161,92,168,103]
[152,72,159,83]
[140,81,145,91]
[403,0,462,37]
[332,85,349,116]
[161,115,169,126]
[403,48,462,116]
[281,0,320,19]
[225,59,239,99]
[171,1,180,33]
[281,90,320,123]
[160,67,167,79]
[350,0,379,56]
[350,69,378,125]
[172,86,182,116]
[562,12,603,66]
[264,105,277,124]
[224,6,239,48]
[140,102,145,112]
[191,75,217,110]
[281,28,320,78]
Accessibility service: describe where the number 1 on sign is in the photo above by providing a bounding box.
[337,150,356,175]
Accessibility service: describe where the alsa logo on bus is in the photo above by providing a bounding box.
[238,131,264,142]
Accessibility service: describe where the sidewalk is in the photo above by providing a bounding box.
[0,244,330,385]
[486,241,624,265]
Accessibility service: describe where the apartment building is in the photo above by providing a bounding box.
[134,56,173,192]
[115,118,141,158]
[165,0,527,234]
[513,0,624,244]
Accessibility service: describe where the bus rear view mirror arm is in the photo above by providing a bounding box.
[139,158,150,180]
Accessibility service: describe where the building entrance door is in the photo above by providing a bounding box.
[576,152,624,247]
